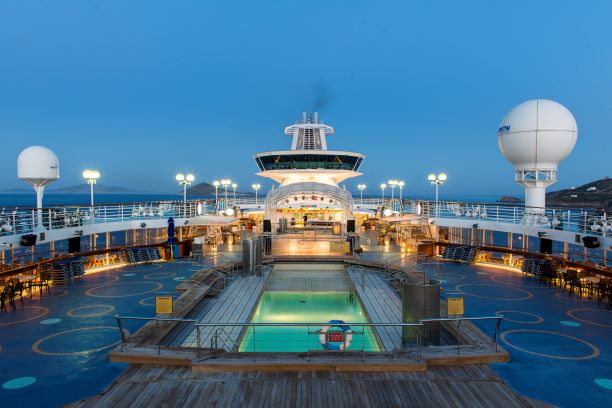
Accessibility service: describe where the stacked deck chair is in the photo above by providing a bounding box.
[51,263,69,286]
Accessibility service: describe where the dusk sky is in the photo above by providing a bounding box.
[0,1,610,196]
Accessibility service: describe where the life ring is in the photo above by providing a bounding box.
[319,319,353,351]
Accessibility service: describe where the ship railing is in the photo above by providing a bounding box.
[409,200,610,237]
[113,316,504,358]
[0,200,224,237]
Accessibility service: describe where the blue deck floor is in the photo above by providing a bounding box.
[422,260,612,408]
[2,253,611,407]
[0,259,210,407]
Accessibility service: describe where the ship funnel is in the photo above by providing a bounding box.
[312,112,319,124]
[300,111,308,124]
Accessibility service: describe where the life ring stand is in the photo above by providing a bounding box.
[319,319,353,351]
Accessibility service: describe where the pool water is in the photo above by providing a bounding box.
[239,291,380,352]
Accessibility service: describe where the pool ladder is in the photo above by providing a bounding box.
[210,327,238,351]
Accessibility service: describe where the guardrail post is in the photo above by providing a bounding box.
[196,325,201,358]
[253,325,256,353]
[115,315,125,352]
[156,319,161,355]
[456,320,462,355]
[494,317,501,353]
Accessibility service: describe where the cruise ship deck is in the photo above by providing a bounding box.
[1,112,610,408]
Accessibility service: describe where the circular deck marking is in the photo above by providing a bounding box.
[144,272,175,280]
[495,310,543,324]
[595,378,612,390]
[560,320,581,327]
[500,330,600,360]
[78,274,120,287]
[86,282,162,298]
[32,326,126,356]
[554,292,592,302]
[40,318,62,325]
[0,306,49,326]
[67,304,115,318]
[2,377,36,389]
[131,264,163,272]
[455,284,533,301]
[433,273,465,280]
[566,309,612,328]
[490,275,548,289]
[138,297,155,306]
[33,289,69,299]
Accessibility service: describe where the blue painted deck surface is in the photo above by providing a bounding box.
[0,259,208,407]
[427,261,612,408]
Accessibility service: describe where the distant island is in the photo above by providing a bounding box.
[0,185,157,194]
[185,182,252,197]
[498,195,523,204]
[547,177,611,211]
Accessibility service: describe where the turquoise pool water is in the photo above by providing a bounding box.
[239,291,380,352]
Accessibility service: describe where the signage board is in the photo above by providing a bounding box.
[328,332,344,343]
[330,241,350,252]
[155,295,174,314]
[447,297,464,316]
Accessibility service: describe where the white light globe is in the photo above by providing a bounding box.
[498,99,578,171]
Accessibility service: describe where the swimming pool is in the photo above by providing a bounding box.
[238,290,380,352]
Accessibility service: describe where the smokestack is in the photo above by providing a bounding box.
[312,112,319,124]
[300,111,308,124]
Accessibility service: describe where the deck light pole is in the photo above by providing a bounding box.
[252,184,261,204]
[82,169,100,207]
[221,179,231,201]
[428,173,446,217]
[380,183,387,202]
[398,180,405,213]
[232,183,238,202]
[176,173,195,203]
[213,180,220,203]
[357,184,366,204]
[388,179,398,200]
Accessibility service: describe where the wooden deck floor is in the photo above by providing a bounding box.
[347,269,403,351]
[181,273,267,349]
[67,364,549,408]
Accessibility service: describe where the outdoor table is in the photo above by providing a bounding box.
[580,276,600,298]
[19,275,37,298]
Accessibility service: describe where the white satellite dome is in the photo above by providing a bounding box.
[498,99,578,170]
[17,146,60,185]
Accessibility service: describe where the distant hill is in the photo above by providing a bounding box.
[48,184,153,194]
[186,182,252,196]
[547,177,611,211]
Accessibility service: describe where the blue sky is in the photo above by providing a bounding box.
[0,0,610,196]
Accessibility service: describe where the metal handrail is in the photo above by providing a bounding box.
[114,315,198,354]
[420,316,503,353]
[114,314,503,357]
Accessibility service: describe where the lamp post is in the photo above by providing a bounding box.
[427,173,447,217]
[221,179,231,201]
[252,184,261,204]
[176,173,195,203]
[398,181,405,202]
[82,169,100,207]
[213,180,220,203]
[231,183,237,202]
[380,183,386,202]
[388,179,398,200]
[357,184,366,204]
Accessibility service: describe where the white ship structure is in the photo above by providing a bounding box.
[0,105,610,261]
